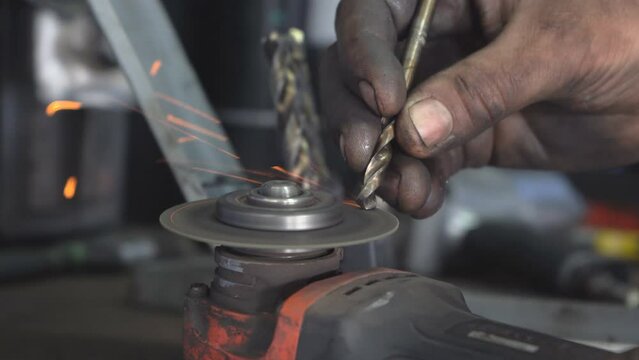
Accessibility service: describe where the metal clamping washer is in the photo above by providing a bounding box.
[216,180,342,231]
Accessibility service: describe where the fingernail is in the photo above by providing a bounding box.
[358,81,381,114]
[408,99,453,148]
[339,134,347,162]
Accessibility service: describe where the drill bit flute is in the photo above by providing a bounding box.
[264,28,331,190]
[356,0,438,209]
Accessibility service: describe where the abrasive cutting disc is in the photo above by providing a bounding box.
[159,198,398,250]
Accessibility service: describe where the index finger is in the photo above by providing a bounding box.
[336,0,416,116]
[335,0,473,117]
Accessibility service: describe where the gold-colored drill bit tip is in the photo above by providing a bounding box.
[356,0,438,210]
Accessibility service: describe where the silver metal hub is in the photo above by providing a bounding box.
[216,181,343,231]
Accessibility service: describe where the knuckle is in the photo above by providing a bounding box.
[533,6,588,45]
[449,64,509,130]
[335,0,351,24]
[544,8,639,111]
[335,0,360,49]
[384,0,418,30]
[474,0,516,38]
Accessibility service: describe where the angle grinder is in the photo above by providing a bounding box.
[161,180,631,360]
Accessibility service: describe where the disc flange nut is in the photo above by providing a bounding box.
[216,180,343,231]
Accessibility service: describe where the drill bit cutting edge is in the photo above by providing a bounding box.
[356,0,438,210]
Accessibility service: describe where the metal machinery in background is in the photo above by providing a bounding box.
[89,0,399,273]
[88,0,244,202]
[263,28,332,192]
[67,0,629,358]
[0,1,128,241]
[160,180,638,360]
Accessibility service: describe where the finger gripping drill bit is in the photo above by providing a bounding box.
[356,0,438,210]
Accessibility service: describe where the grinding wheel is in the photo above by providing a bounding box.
[160,181,399,250]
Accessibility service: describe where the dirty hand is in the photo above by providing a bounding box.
[320,0,639,218]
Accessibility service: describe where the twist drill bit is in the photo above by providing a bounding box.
[265,28,331,190]
[356,0,438,210]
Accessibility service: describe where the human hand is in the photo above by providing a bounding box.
[320,0,639,217]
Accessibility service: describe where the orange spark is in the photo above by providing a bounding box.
[104,96,240,162]
[166,113,227,142]
[191,167,261,185]
[107,96,145,115]
[149,59,162,77]
[63,176,78,199]
[161,119,239,160]
[343,199,361,209]
[177,136,197,144]
[245,169,277,178]
[157,160,273,180]
[155,92,221,124]
[46,101,82,117]
[271,166,321,187]
[107,96,234,160]
[106,98,237,159]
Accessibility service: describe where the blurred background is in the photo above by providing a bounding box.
[1,0,638,358]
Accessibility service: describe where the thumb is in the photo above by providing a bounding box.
[395,26,569,158]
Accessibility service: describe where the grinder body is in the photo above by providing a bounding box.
[162,181,628,360]
[184,267,623,360]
